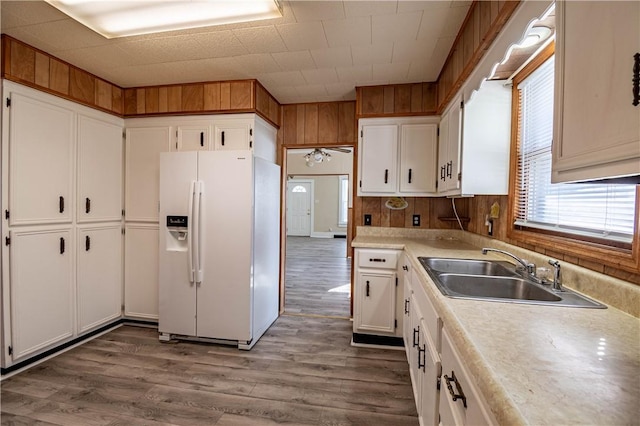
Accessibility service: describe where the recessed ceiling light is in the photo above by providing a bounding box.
[44,0,283,39]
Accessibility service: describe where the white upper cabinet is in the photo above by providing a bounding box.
[553,1,640,182]
[77,114,123,223]
[438,81,512,196]
[438,98,462,194]
[8,91,74,226]
[358,117,439,196]
[177,125,211,151]
[125,126,172,222]
[359,123,398,195]
[400,124,438,194]
[214,118,252,150]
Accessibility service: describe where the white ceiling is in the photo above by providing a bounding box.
[0,1,472,104]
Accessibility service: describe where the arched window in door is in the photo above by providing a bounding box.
[292,185,307,193]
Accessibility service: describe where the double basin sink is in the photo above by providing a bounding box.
[419,257,606,308]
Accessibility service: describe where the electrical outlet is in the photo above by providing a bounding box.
[364,214,372,226]
[413,214,420,226]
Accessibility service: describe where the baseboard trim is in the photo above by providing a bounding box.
[351,333,404,347]
[310,231,348,239]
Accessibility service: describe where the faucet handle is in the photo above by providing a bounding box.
[548,259,563,291]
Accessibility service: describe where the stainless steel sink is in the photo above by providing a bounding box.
[418,257,606,308]
[420,258,517,277]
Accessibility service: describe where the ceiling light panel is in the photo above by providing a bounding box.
[44,0,283,39]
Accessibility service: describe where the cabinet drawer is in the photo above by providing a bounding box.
[357,249,399,269]
[440,327,495,426]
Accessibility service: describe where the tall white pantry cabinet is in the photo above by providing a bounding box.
[1,82,124,368]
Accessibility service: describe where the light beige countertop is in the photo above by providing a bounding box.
[352,228,640,425]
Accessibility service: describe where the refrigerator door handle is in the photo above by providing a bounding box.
[195,181,204,284]
[187,180,196,284]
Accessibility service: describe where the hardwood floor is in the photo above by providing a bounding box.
[285,237,351,318]
[1,316,418,425]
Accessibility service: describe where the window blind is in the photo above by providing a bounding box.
[515,56,636,243]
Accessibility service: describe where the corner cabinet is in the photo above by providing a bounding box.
[353,249,401,338]
[358,117,438,197]
[552,1,640,182]
[438,80,512,196]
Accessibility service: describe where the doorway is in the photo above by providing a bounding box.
[283,147,353,318]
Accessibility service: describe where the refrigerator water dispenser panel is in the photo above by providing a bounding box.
[166,215,189,251]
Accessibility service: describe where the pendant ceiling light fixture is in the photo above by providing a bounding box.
[304,149,331,168]
[44,0,283,39]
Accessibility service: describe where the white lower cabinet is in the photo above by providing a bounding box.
[353,249,400,336]
[124,224,159,320]
[9,228,74,361]
[439,327,495,426]
[77,225,122,333]
[419,320,441,426]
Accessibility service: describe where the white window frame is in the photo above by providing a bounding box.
[338,175,348,228]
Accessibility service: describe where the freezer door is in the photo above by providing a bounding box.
[196,150,253,341]
[159,151,198,337]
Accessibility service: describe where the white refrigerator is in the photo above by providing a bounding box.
[158,150,280,350]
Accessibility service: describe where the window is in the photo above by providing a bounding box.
[514,55,636,245]
[338,175,349,227]
[291,185,307,193]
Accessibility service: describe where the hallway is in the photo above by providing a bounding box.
[285,237,351,318]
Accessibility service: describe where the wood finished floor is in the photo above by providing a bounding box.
[285,237,351,318]
[1,317,418,425]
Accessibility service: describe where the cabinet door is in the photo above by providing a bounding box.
[408,293,423,409]
[553,1,640,182]
[9,228,73,361]
[125,127,172,222]
[124,224,159,320]
[177,126,210,151]
[78,115,123,223]
[438,112,450,190]
[400,123,437,194]
[358,124,398,194]
[9,92,74,225]
[441,100,463,193]
[77,225,122,333]
[402,258,413,360]
[355,270,396,334]
[214,120,252,150]
[419,321,441,426]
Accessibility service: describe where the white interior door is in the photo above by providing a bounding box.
[287,180,312,236]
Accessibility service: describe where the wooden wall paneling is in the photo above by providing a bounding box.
[362,197,382,227]
[292,104,305,144]
[304,104,319,144]
[318,103,338,143]
[69,68,95,104]
[9,39,35,83]
[158,87,169,113]
[394,84,412,114]
[255,83,268,116]
[383,86,395,114]
[144,87,159,114]
[414,198,431,229]
[352,194,363,230]
[204,82,221,111]
[95,79,112,110]
[403,198,415,228]
[136,88,146,114]
[34,52,49,88]
[220,82,231,110]
[422,83,438,113]
[230,81,252,110]
[1,37,11,77]
[182,84,204,112]
[389,207,405,228]
[167,86,182,112]
[124,89,136,115]
[268,96,280,125]
[359,86,384,115]
[338,101,356,143]
[479,1,493,42]
[112,87,123,114]
[49,59,69,95]
[281,105,297,145]
[411,84,423,113]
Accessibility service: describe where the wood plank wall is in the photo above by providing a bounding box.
[1,35,123,115]
[280,101,356,146]
[437,0,521,112]
[356,83,438,117]
[123,80,280,127]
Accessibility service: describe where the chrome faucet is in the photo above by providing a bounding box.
[548,259,563,291]
[481,248,537,276]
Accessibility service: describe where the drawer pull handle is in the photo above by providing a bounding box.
[60,237,65,254]
[402,265,408,271]
[404,298,409,315]
[412,326,420,347]
[446,161,452,179]
[443,371,467,408]
[384,169,388,184]
[408,168,412,184]
[633,52,639,106]
[440,165,446,181]
[85,235,91,251]
[369,258,386,262]
[418,344,426,371]
[366,281,370,297]
[200,132,204,147]
[85,197,91,214]
[59,196,65,213]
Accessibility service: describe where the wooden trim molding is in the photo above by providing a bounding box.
[1,35,282,127]
[355,83,438,118]
[280,101,356,146]
[1,35,123,116]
